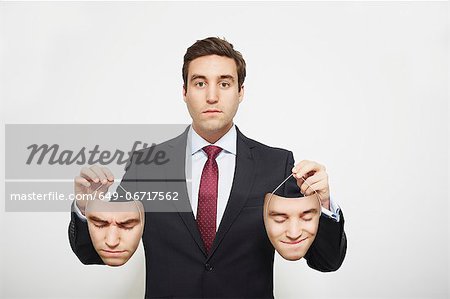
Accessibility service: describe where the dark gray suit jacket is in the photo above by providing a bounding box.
[69,126,347,298]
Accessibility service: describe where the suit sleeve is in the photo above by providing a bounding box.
[68,207,104,265]
[283,151,347,272]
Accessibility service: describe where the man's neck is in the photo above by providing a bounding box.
[192,123,234,144]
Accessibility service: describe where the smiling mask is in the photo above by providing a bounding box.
[263,174,321,261]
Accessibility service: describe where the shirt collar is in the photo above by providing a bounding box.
[189,124,237,156]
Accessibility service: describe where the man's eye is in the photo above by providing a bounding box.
[302,218,313,222]
[94,223,107,228]
[273,217,286,223]
[195,82,206,88]
[120,225,136,230]
[220,82,230,88]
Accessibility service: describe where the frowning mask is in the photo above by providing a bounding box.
[86,199,144,266]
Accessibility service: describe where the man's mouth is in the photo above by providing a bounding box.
[100,249,127,257]
[280,237,308,245]
[203,109,222,114]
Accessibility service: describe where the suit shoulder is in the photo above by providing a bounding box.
[241,133,292,157]
[132,128,187,156]
[123,128,187,171]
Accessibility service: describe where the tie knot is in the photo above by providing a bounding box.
[203,145,222,160]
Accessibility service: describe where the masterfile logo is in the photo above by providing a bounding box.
[4,124,191,212]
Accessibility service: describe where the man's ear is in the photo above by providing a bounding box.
[238,85,245,103]
[182,85,187,102]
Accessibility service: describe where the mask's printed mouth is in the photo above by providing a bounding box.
[280,237,308,245]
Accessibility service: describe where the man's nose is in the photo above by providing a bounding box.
[206,85,219,103]
[286,220,303,240]
[105,226,120,248]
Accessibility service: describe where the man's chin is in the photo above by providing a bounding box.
[276,243,311,261]
[279,250,307,261]
[197,120,231,133]
[100,256,130,267]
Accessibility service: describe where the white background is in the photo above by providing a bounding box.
[0,2,448,298]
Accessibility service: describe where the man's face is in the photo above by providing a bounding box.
[86,200,144,267]
[183,55,244,140]
[264,193,321,261]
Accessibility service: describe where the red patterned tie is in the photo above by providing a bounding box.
[197,145,222,254]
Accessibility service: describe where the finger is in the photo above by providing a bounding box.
[90,165,108,184]
[74,176,91,188]
[300,178,317,196]
[303,171,324,185]
[80,167,100,183]
[307,180,329,198]
[292,160,310,174]
[292,160,316,179]
[300,172,328,194]
[294,161,324,180]
[102,167,115,182]
[299,162,321,178]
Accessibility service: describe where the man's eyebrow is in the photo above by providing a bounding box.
[218,75,235,81]
[190,74,206,81]
[190,74,235,81]
[88,216,109,223]
[117,218,140,226]
[300,209,319,216]
[269,211,288,217]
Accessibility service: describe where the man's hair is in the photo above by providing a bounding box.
[182,37,246,92]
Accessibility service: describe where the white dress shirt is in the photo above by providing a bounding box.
[185,124,237,229]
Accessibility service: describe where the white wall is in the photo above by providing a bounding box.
[0,2,448,298]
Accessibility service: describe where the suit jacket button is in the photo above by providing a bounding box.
[205,263,213,271]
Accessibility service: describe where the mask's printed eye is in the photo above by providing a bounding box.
[119,224,136,231]
[93,223,108,229]
[272,216,287,223]
[301,209,318,222]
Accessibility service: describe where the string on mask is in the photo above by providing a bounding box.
[265,173,323,220]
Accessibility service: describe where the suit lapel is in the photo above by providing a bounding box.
[208,128,256,259]
[166,126,208,257]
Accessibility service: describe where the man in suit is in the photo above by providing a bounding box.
[69,37,347,298]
